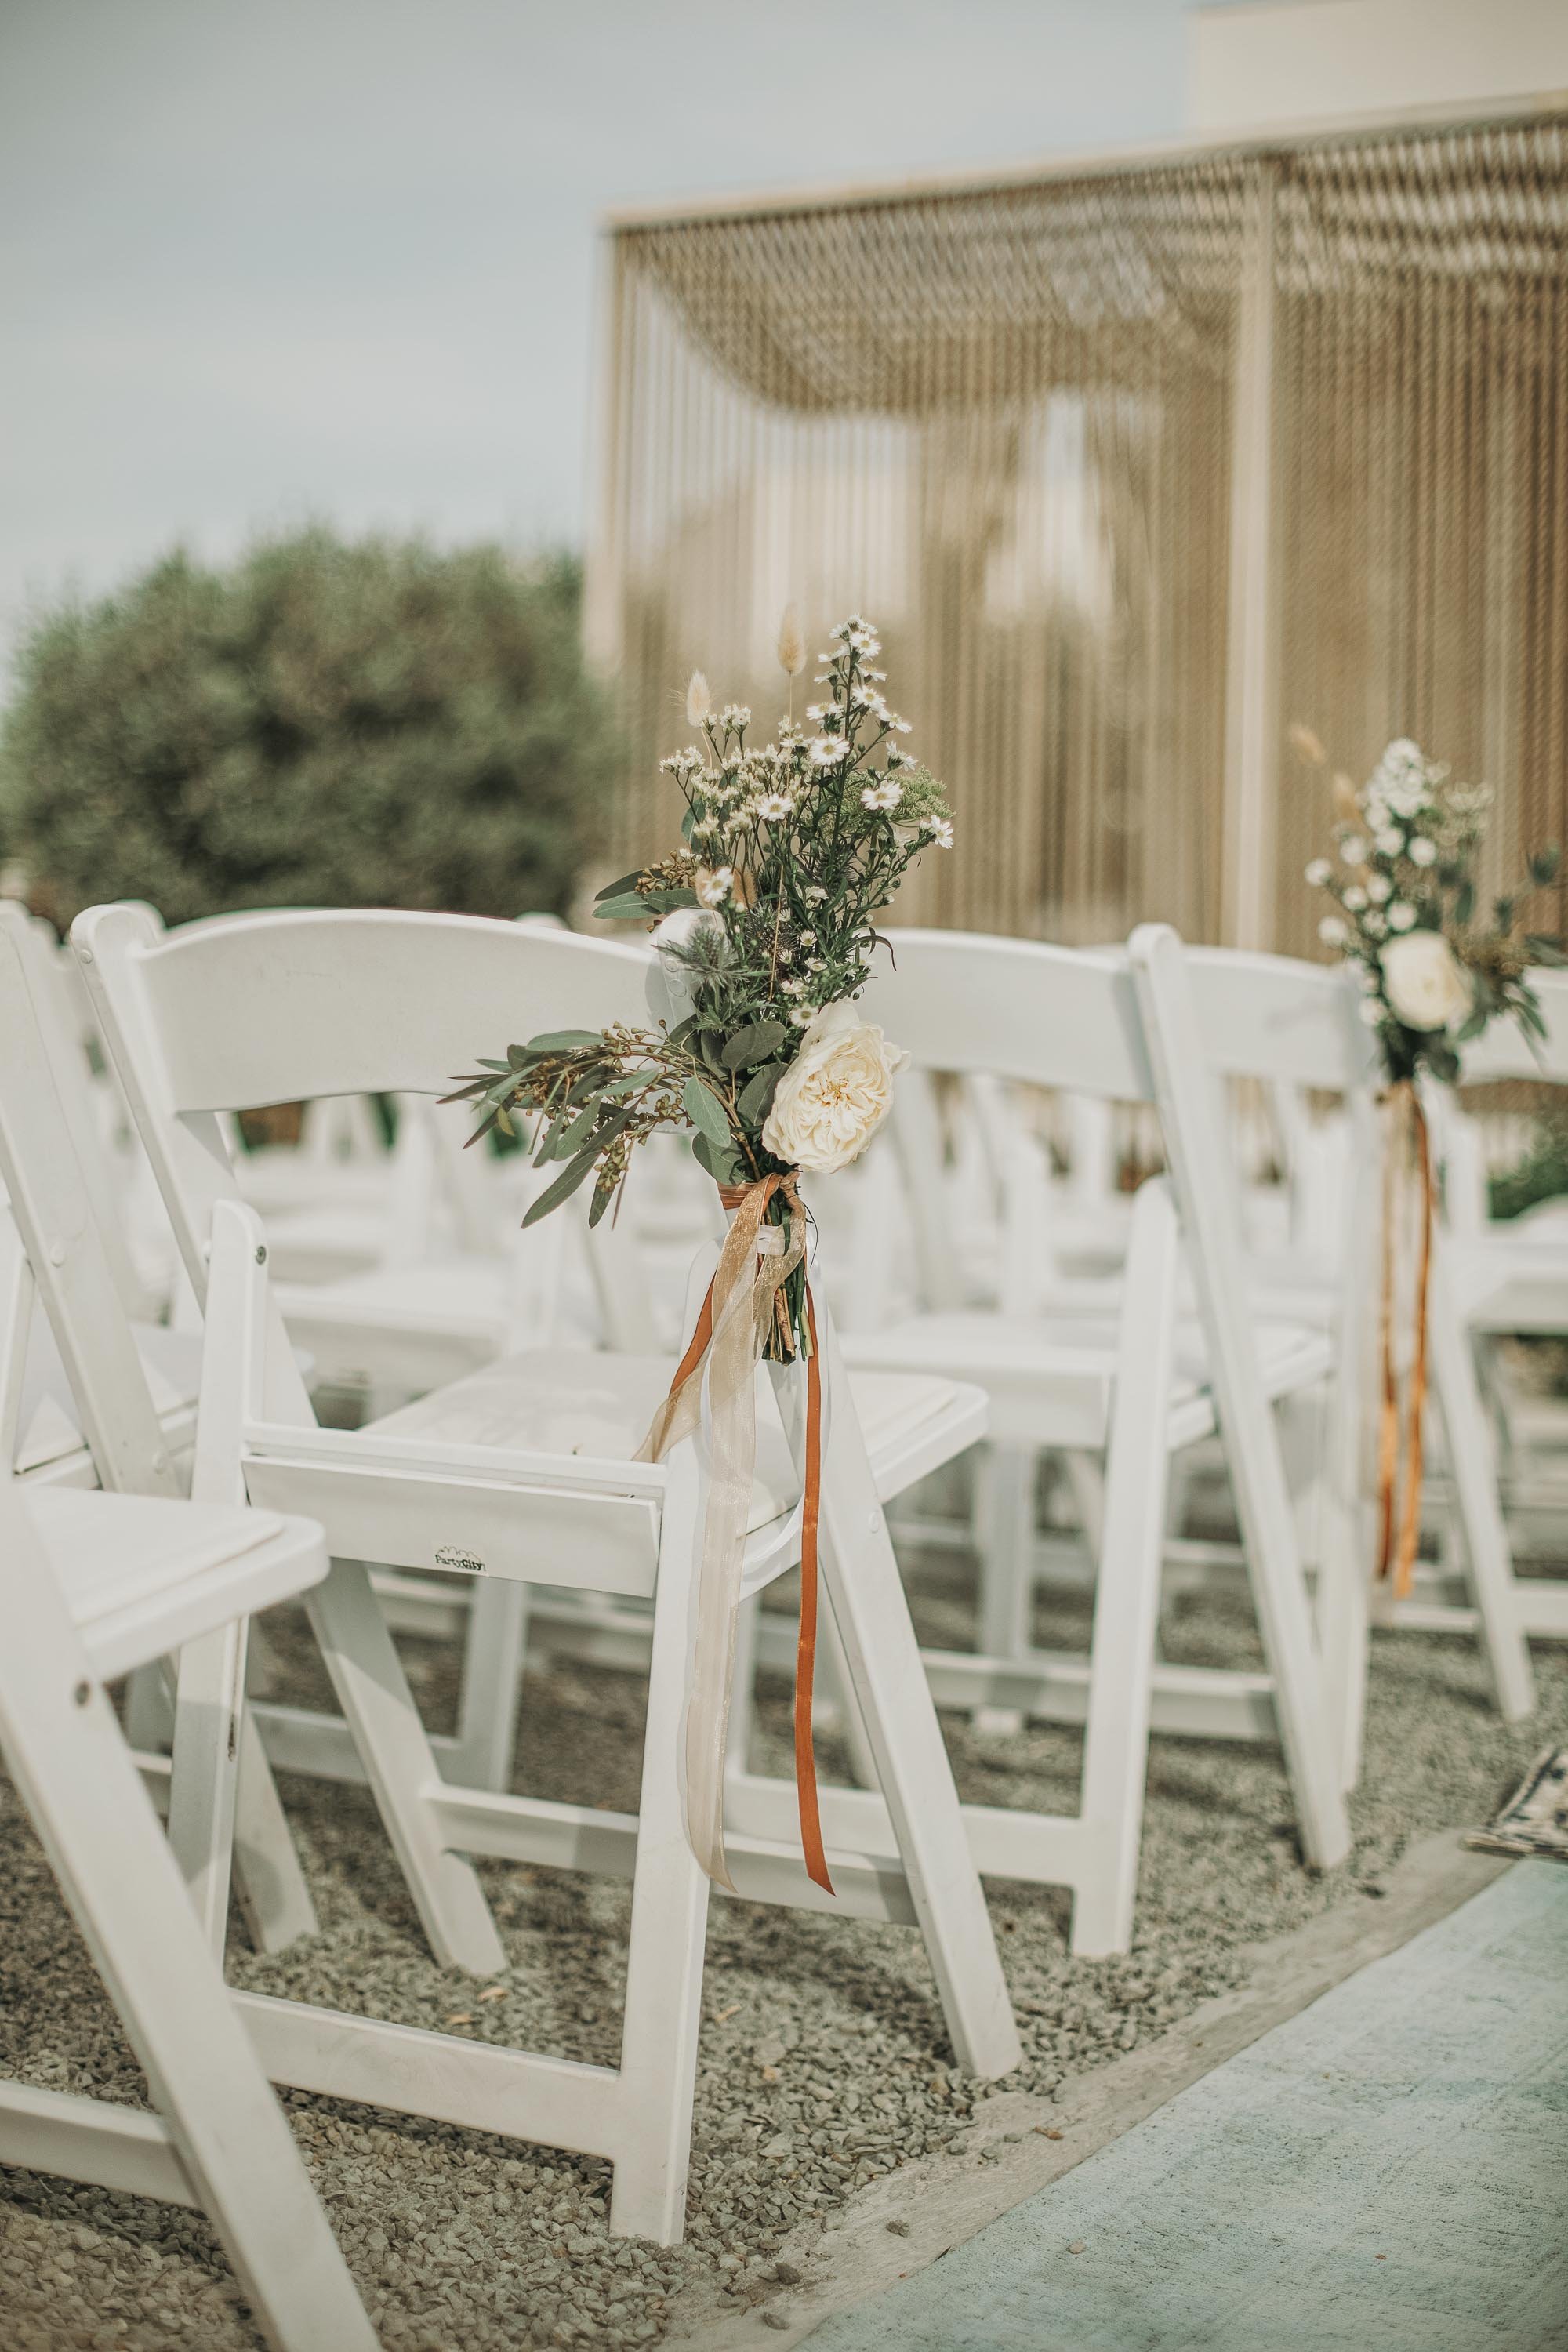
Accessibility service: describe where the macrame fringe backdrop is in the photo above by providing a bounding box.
[587,113,1566,952]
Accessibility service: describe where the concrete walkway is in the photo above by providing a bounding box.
[804,1863,1568,2351]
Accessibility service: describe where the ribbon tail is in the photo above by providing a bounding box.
[1391,1096,1435,1600]
[793,1287,833,1896]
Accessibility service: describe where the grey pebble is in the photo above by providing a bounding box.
[0,1577,1549,2352]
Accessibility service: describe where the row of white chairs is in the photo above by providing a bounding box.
[2,895,1562,2350]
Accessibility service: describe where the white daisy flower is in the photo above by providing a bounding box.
[755,793,797,822]
[809,737,846,768]
[1408,835,1437,866]
[1305,858,1332,886]
[926,817,955,849]
[697,866,734,907]
[862,779,903,811]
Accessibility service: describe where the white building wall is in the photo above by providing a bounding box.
[1187,0,1568,132]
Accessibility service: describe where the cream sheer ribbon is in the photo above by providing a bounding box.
[636,1173,833,1895]
[1376,1080,1435,1599]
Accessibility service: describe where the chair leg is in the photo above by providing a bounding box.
[610,1454,711,2243]
[168,1621,251,1957]
[304,1559,506,1975]
[818,1586,880,1788]
[447,1575,530,1791]
[1428,1261,1536,1721]
[972,1443,1036,1735]
[0,1615,376,2347]
[808,1321,1021,2082]
[1070,1178,1179,1958]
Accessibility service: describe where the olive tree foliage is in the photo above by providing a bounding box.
[0,530,617,927]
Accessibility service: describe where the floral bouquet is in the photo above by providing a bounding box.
[1300,732,1562,1594]
[448,615,950,1893]
[449,613,950,1361]
[1303,735,1563,1084]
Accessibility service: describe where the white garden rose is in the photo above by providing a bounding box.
[762,997,909,1174]
[1381,930,1472,1033]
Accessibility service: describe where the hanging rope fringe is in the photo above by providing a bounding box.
[637,1174,833,1897]
[1376,1081,1436,1600]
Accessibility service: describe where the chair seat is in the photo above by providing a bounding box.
[18,1323,202,1479]
[25,1489,329,1681]
[844,1311,1329,1451]
[367,1347,980,1532]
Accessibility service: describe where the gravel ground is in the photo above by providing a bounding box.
[0,1544,1562,2352]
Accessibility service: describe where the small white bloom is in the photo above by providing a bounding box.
[1408,835,1437,866]
[1387,902,1417,931]
[799,929,816,946]
[1374,828,1404,857]
[1319,915,1348,946]
[862,779,902,811]
[762,999,910,1174]
[1363,910,1387,938]
[1367,873,1392,904]
[1343,885,1367,911]
[810,737,846,768]
[1305,858,1331,887]
[782,975,808,996]
[926,817,954,849]
[1358,997,1384,1028]
[1381,930,1472,1031]
[804,885,828,904]
[1341,835,1367,865]
[755,792,797,822]
[696,866,734,907]
[891,717,913,733]
[685,671,711,728]
[789,1005,816,1026]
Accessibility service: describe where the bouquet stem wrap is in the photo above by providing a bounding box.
[1376,1080,1435,1598]
[637,1172,834,1897]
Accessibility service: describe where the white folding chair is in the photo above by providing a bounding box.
[0,1475,377,2352]
[1140,931,1537,1777]
[822,928,1353,1952]
[73,900,1018,2241]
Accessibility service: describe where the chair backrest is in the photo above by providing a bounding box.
[0,917,180,1498]
[1454,970,1568,1087]
[0,903,155,1319]
[73,904,656,1308]
[864,930,1151,1102]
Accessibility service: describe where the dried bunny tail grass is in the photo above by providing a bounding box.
[686,670,711,728]
[776,605,806,678]
[1287,722,1326,768]
[1333,771,1361,822]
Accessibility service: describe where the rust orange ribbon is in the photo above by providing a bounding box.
[637,1173,833,1897]
[1376,1080,1435,1599]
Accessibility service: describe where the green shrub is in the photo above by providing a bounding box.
[1489,1113,1568,1221]
[0,529,616,927]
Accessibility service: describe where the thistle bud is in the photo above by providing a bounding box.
[777,605,806,679]
[685,670,711,728]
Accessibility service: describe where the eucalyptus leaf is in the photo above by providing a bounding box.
[592,895,652,923]
[738,1062,786,1125]
[528,1029,606,1052]
[1455,880,1475,927]
[521,1147,600,1226]
[639,885,699,914]
[593,869,647,903]
[722,1020,788,1071]
[682,1075,735,1156]
[691,1130,742,1185]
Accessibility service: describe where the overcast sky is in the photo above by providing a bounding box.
[0,0,1194,646]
